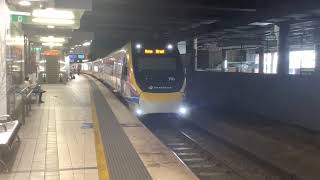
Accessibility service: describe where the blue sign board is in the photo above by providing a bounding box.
[69,54,85,63]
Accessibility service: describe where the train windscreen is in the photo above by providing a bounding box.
[134,55,184,93]
[137,57,177,71]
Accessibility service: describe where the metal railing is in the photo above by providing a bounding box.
[15,85,38,124]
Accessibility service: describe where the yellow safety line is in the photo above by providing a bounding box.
[91,91,110,180]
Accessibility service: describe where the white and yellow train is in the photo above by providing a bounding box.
[82,42,188,116]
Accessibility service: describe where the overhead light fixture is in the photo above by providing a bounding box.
[33,9,75,19]
[32,9,75,26]
[82,41,91,46]
[9,11,31,16]
[42,42,63,47]
[40,36,65,43]
[32,18,75,25]
[47,25,55,29]
[19,0,31,6]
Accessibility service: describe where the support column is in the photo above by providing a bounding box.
[0,1,9,115]
[186,39,196,74]
[257,47,264,73]
[277,22,290,75]
[222,49,227,72]
[314,28,320,72]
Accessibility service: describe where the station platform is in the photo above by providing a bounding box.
[0,75,197,180]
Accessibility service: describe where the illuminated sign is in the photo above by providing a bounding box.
[78,54,85,59]
[144,49,154,54]
[43,50,61,56]
[69,54,85,62]
[155,49,165,54]
[144,49,166,54]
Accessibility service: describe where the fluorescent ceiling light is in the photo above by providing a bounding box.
[32,18,75,25]
[42,42,63,47]
[19,0,31,6]
[40,36,65,43]
[9,11,31,16]
[47,25,55,29]
[32,9,75,19]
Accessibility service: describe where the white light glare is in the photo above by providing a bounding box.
[136,43,142,49]
[32,9,75,19]
[32,18,75,25]
[40,36,65,43]
[32,9,75,25]
[178,106,188,116]
[136,109,143,116]
[9,11,31,16]
[19,0,31,6]
[47,25,55,29]
[83,41,91,46]
[42,42,63,47]
[167,44,173,50]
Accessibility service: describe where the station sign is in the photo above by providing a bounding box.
[69,53,85,63]
[11,15,28,23]
[144,49,166,55]
[43,50,61,56]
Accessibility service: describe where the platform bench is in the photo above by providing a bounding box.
[0,115,21,172]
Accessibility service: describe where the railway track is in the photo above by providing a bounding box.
[95,76,299,180]
[142,116,298,180]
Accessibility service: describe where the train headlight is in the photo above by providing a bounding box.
[178,106,188,116]
[136,109,143,116]
[167,44,173,50]
[135,43,142,49]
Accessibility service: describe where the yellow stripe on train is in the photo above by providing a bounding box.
[140,92,183,103]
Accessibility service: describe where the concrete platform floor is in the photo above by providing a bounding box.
[0,76,98,180]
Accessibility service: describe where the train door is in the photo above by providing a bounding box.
[112,61,117,89]
[115,56,123,92]
[121,56,129,97]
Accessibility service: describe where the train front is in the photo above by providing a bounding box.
[131,42,187,116]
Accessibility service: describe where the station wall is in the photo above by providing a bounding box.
[186,72,320,131]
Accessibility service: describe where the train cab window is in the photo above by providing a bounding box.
[122,57,128,80]
[137,56,177,71]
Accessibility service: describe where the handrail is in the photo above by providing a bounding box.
[16,87,29,95]
[17,84,39,98]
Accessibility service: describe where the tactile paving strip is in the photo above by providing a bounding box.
[89,80,152,180]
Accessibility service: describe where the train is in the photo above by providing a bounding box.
[82,42,188,116]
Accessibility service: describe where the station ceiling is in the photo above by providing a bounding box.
[80,0,320,51]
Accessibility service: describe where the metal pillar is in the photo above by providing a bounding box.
[277,22,290,75]
[186,39,196,74]
[222,49,227,72]
[314,28,320,72]
[257,47,264,73]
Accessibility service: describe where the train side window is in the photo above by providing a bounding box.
[122,57,128,80]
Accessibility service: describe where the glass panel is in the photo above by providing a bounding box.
[137,56,177,71]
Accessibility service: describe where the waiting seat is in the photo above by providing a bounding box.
[0,115,21,172]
